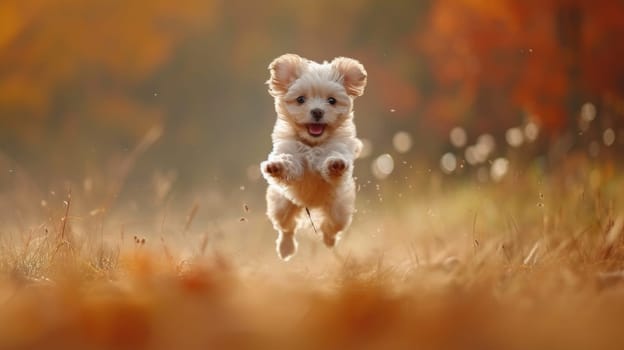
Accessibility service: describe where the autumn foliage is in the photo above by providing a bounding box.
[1,1,623,185]
[417,0,624,135]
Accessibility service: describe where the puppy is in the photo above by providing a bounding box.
[260,54,367,260]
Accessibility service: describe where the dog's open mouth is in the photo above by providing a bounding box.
[306,123,326,137]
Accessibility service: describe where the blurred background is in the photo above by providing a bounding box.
[0,0,623,220]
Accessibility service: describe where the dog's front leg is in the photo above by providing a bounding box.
[261,153,303,184]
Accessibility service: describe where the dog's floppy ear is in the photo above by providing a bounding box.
[267,54,304,96]
[332,57,367,97]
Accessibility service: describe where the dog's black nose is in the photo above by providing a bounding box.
[311,108,324,121]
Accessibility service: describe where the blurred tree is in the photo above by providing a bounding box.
[0,0,215,169]
[1,0,623,195]
[417,0,624,138]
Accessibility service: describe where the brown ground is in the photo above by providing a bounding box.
[1,166,623,350]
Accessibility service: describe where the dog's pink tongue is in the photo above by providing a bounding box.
[308,124,325,136]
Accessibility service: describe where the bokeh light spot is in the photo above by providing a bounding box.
[524,122,539,142]
[579,102,597,131]
[450,127,467,148]
[359,138,373,159]
[490,158,509,182]
[372,154,394,179]
[580,102,597,122]
[465,146,478,165]
[440,153,457,174]
[392,131,412,153]
[603,128,615,146]
[468,134,495,164]
[505,127,524,147]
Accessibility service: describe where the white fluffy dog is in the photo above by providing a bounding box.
[260,54,367,260]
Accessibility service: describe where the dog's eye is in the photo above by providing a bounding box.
[296,96,306,104]
[327,97,337,105]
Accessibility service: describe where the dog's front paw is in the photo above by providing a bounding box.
[264,161,283,176]
[325,157,348,178]
[262,156,303,182]
[262,160,285,179]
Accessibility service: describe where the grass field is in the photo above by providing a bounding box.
[1,156,624,350]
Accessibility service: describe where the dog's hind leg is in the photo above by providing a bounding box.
[266,186,302,260]
[320,193,355,248]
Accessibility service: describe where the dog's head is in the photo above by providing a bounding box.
[267,54,367,144]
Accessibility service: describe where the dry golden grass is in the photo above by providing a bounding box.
[1,161,624,350]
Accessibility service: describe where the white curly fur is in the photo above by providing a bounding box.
[260,54,367,260]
